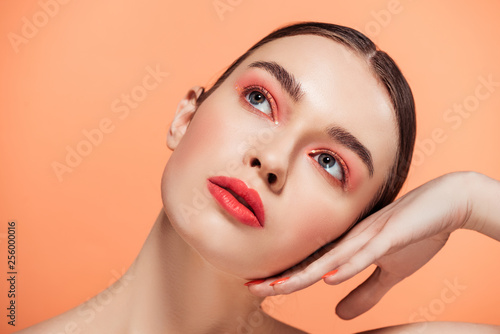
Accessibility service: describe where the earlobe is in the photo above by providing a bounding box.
[167,86,205,150]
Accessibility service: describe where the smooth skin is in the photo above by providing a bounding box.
[247,171,500,332]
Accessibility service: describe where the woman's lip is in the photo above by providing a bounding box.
[207,176,265,228]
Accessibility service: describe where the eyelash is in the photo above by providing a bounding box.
[239,84,278,123]
[237,83,350,190]
[309,149,349,189]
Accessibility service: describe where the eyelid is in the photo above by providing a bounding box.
[309,149,350,191]
[237,84,278,123]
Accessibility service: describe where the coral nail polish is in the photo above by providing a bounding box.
[322,269,338,279]
[269,277,290,286]
[244,279,266,286]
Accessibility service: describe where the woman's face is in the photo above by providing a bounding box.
[162,35,398,279]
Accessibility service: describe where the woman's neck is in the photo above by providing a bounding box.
[119,208,273,333]
[31,209,280,334]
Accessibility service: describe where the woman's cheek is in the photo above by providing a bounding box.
[295,200,348,247]
[277,187,353,263]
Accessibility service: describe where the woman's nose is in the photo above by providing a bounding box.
[246,144,289,193]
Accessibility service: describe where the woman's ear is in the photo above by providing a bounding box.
[167,86,205,150]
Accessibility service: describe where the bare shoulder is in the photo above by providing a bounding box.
[14,311,82,334]
[13,303,97,334]
[358,321,500,334]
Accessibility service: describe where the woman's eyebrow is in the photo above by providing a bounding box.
[247,61,304,103]
[327,125,374,177]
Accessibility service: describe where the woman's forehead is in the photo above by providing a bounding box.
[231,35,394,122]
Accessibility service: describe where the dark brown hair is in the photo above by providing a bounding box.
[196,22,416,224]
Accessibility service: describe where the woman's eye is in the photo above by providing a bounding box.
[312,152,344,181]
[245,90,272,116]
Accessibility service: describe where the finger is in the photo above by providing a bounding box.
[245,240,342,297]
[323,232,392,286]
[337,206,390,243]
[248,210,394,296]
[335,267,400,320]
[246,277,280,297]
[269,222,388,295]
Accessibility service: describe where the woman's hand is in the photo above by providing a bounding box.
[246,171,499,319]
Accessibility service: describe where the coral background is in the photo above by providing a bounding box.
[1,0,500,333]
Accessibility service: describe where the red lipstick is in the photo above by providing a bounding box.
[207,176,265,228]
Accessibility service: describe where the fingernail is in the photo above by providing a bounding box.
[244,279,266,286]
[269,277,290,286]
[322,269,338,279]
